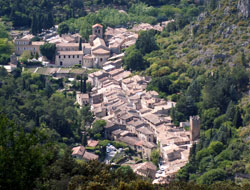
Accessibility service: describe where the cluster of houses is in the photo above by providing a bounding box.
[72,140,99,161]
[75,64,200,182]
[12,22,200,183]
[13,23,139,69]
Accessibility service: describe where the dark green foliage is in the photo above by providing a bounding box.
[79,38,82,51]
[0,25,14,65]
[0,0,85,29]
[89,120,106,139]
[150,149,160,166]
[0,115,53,190]
[58,23,70,35]
[123,46,149,71]
[136,30,158,54]
[40,43,56,61]
[0,71,93,143]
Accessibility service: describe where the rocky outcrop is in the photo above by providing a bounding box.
[238,0,250,18]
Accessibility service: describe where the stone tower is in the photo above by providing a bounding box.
[92,24,103,39]
[190,116,200,141]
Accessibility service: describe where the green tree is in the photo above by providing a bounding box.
[135,30,158,55]
[58,23,70,35]
[90,120,106,139]
[40,43,56,61]
[150,149,160,166]
[115,166,136,182]
[197,168,227,185]
[19,50,32,63]
[0,115,52,190]
[123,46,149,71]
[79,38,82,51]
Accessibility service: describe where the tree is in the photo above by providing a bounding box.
[123,46,149,71]
[115,166,136,182]
[31,14,39,35]
[58,23,70,35]
[233,107,243,128]
[19,50,32,63]
[90,120,106,139]
[135,30,158,55]
[82,132,88,146]
[83,73,88,93]
[79,38,82,50]
[0,115,52,190]
[40,43,56,61]
[197,168,226,185]
[150,149,160,166]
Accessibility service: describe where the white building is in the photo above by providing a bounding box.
[55,51,83,67]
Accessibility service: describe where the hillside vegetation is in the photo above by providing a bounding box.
[122,0,250,185]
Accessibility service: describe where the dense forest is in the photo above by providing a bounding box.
[0,0,203,37]
[1,113,250,189]
[59,1,203,40]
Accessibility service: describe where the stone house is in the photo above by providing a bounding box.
[130,162,157,179]
[14,34,45,56]
[142,141,157,159]
[161,144,182,162]
[76,92,89,106]
[72,145,99,161]
[55,51,83,67]
[127,119,146,133]
[136,126,154,143]
[91,93,104,104]
[104,121,126,139]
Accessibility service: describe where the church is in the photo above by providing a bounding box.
[55,24,119,68]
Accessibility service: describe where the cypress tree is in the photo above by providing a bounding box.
[82,132,87,146]
[79,38,82,51]
[83,74,88,93]
[233,107,243,128]
[80,75,83,93]
[31,14,38,35]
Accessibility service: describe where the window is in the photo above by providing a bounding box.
[73,55,75,58]
[100,58,103,62]
[64,55,66,58]
[77,55,79,58]
[98,29,100,34]
[59,56,61,58]
[68,55,71,58]
[79,60,82,65]
[60,62,63,66]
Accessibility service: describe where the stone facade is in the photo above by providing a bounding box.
[190,116,200,141]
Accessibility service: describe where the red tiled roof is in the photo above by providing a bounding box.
[92,24,103,28]
[87,140,99,147]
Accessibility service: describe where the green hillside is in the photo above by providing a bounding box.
[125,0,250,185]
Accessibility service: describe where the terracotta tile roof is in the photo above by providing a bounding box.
[92,24,103,28]
[72,146,85,156]
[92,48,110,55]
[83,151,99,160]
[31,41,45,46]
[137,126,153,135]
[87,140,99,147]
[57,51,83,55]
[56,43,79,47]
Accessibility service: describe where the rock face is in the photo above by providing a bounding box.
[238,0,250,18]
